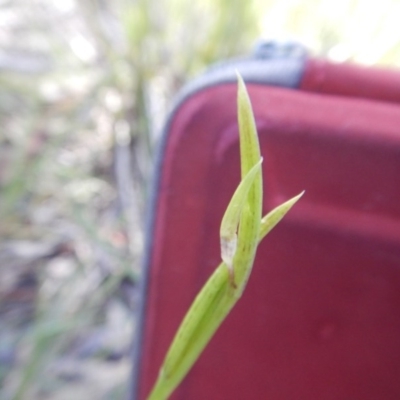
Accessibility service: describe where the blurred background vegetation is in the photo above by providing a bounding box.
[0,0,399,399]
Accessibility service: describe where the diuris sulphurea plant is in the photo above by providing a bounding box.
[147,74,304,400]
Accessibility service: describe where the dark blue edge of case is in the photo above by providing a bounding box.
[128,40,309,400]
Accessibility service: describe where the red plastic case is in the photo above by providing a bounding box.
[131,44,400,400]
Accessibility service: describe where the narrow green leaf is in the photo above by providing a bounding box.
[147,264,233,400]
[259,191,305,242]
[233,73,263,294]
[236,72,261,178]
[220,158,263,281]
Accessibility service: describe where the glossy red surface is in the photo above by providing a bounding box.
[136,60,400,400]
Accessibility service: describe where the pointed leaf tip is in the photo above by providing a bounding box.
[259,190,305,241]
